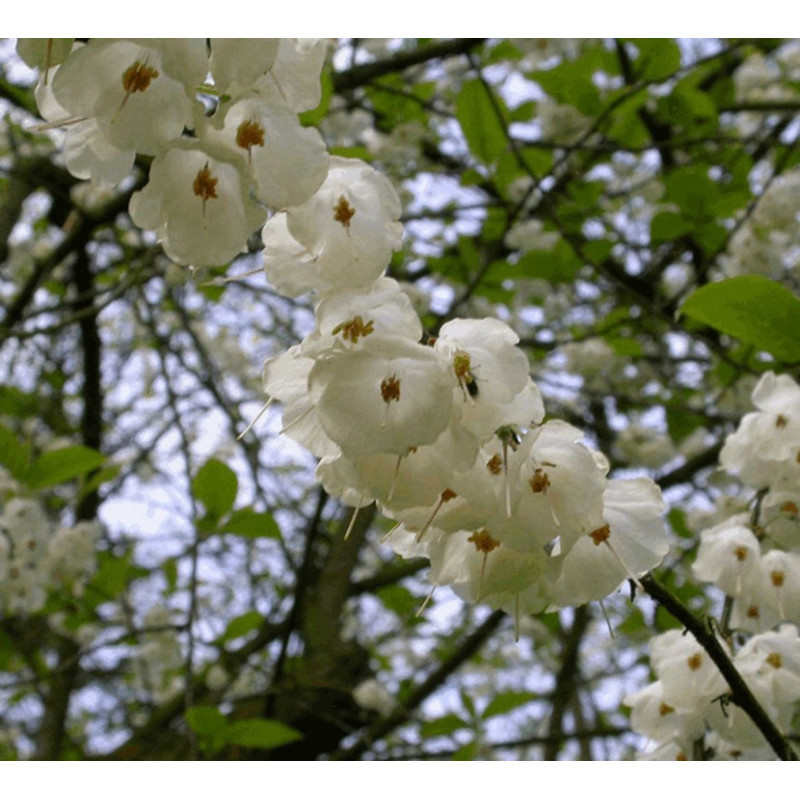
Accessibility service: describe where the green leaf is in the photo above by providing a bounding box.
[224,508,281,539]
[605,90,649,149]
[665,402,707,443]
[664,166,718,218]
[456,79,508,165]
[482,690,539,719]
[84,550,145,605]
[656,85,718,135]
[650,211,693,245]
[192,458,238,519]
[451,740,479,761]
[515,241,582,283]
[377,584,421,618]
[25,445,104,489]
[219,611,263,644]
[223,719,301,750]
[81,464,120,496]
[680,276,800,363]
[185,706,226,737]
[0,424,31,481]
[667,507,695,540]
[420,713,469,738]
[163,557,179,593]
[630,38,681,82]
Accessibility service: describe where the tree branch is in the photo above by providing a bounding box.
[640,573,798,761]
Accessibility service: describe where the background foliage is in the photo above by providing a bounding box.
[1,38,799,760]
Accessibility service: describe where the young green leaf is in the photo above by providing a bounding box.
[223,719,302,750]
[192,458,238,518]
[680,275,800,363]
[25,445,104,489]
[456,79,507,165]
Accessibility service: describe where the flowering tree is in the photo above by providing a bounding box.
[0,38,799,760]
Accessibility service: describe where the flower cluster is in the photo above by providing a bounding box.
[21,38,330,267]
[23,38,669,627]
[626,626,800,760]
[256,158,669,625]
[0,490,100,615]
[628,372,800,759]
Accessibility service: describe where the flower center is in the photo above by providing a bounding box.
[122,60,159,95]
[733,546,749,562]
[486,454,503,475]
[236,119,266,161]
[453,350,479,398]
[119,60,159,113]
[380,374,401,404]
[332,315,375,344]
[333,195,356,228]
[589,524,611,546]
[468,529,500,554]
[529,468,550,494]
[193,163,219,216]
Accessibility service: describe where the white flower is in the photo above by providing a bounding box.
[551,477,668,607]
[692,516,762,598]
[267,39,330,113]
[301,278,422,358]
[50,39,206,156]
[264,157,403,296]
[204,92,328,209]
[625,680,706,744]
[129,141,266,267]
[309,335,453,457]
[649,629,729,710]
[261,345,338,459]
[504,421,608,554]
[719,372,800,488]
[353,678,395,716]
[209,39,279,94]
[16,38,74,74]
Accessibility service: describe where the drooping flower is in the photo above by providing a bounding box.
[204,91,328,209]
[50,39,206,156]
[129,141,266,267]
[720,371,800,488]
[263,157,403,296]
[309,335,453,457]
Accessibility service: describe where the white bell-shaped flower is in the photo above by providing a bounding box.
[129,141,267,267]
[209,39,280,94]
[650,629,729,710]
[50,39,206,156]
[302,278,423,358]
[204,92,328,209]
[550,477,668,607]
[720,371,800,488]
[261,345,338,459]
[34,75,134,185]
[17,38,74,75]
[625,680,707,744]
[433,318,543,442]
[503,420,608,554]
[309,335,453,457]
[692,516,762,598]
[263,157,402,296]
[266,38,330,113]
